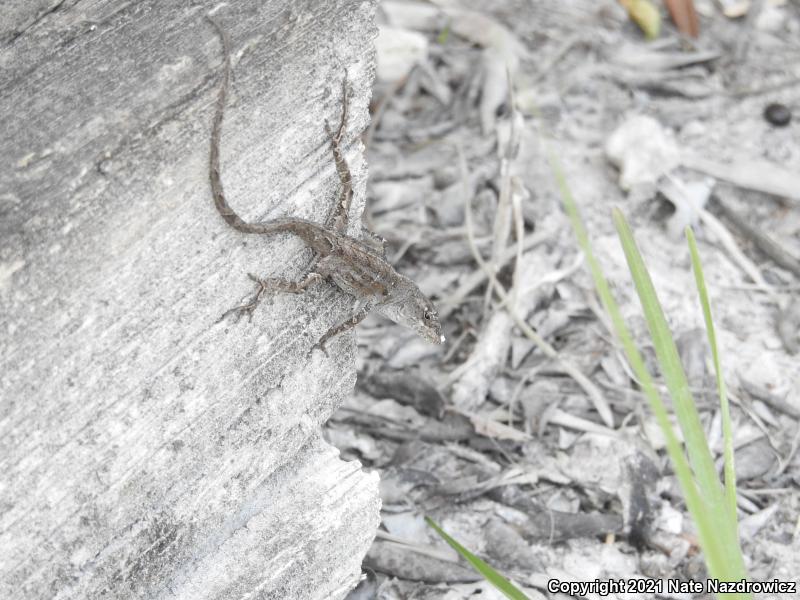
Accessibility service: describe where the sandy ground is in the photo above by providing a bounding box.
[331,1,800,598]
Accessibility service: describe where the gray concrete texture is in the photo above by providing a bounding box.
[0,1,380,597]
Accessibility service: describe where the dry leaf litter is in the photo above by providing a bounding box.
[328,1,800,598]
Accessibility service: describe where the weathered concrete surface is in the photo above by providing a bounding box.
[0,1,379,598]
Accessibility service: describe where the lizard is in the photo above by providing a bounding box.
[206,16,445,354]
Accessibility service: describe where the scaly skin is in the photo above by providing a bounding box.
[206,16,444,350]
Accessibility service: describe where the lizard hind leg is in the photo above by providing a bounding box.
[360,226,387,258]
[324,75,354,234]
[220,271,322,322]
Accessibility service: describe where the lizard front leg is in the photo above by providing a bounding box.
[308,301,372,357]
[221,271,322,322]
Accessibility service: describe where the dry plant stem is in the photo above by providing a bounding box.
[505,80,524,312]
[444,441,503,471]
[711,195,800,279]
[741,382,800,420]
[511,180,525,305]
[716,282,800,292]
[438,230,550,319]
[363,72,409,152]
[458,145,614,428]
[733,0,766,63]
[584,291,654,391]
[465,409,531,441]
[449,312,516,411]
[664,175,775,299]
[485,158,513,317]
[729,76,800,98]
[485,84,520,314]
[508,364,542,428]
[382,227,492,265]
[729,390,783,453]
[774,426,800,477]
[697,208,780,305]
[743,487,798,496]
[444,352,478,385]
[373,531,456,563]
[389,232,422,265]
[530,33,581,83]
[451,109,538,411]
[586,291,759,441]
[440,329,473,363]
[534,252,585,288]
[548,408,616,436]
[684,152,800,205]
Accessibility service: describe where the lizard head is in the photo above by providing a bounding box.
[375,276,445,345]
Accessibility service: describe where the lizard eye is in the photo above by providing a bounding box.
[424,310,434,321]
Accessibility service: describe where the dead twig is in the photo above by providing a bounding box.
[710,194,800,280]
[439,229,550,319]
[458,144,614,428]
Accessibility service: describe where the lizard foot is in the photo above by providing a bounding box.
[307,339,329,359]
[218,272,322,324]
[219,274,269,322]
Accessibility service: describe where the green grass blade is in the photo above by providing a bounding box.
[549,157,708,557]
[612,210,748,587]
[550,158,688,462]
[425,517,530,600]
[437,23,451,45]
[547,150,749,593]
[611,210,720,499]
[686,227,739,529]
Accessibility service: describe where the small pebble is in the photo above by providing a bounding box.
[764,103,791,127]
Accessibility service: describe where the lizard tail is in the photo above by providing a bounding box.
[206,17,325,252]
[207,15,253,233]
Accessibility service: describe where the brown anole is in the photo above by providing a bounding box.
[207,17,444,353]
